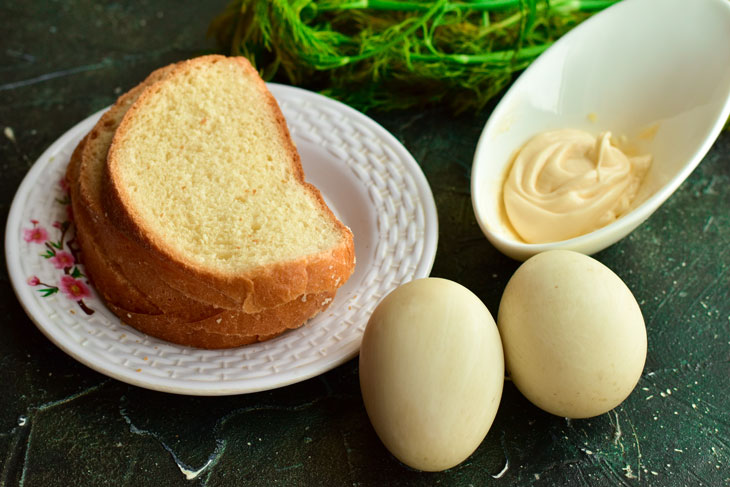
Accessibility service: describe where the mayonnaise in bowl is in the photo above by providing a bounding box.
[503,129,651,244]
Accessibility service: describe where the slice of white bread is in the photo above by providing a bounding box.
[103,55,355,313]
[68,136,336,348]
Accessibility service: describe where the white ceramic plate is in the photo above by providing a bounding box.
[5,83,438,395]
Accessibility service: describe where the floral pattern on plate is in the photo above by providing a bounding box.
[23,181,94,315]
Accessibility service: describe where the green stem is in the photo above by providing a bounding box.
[410,43,549,64]
[568,0,618,11]
[313,0,616,13]
[482,0,583,34]
[314,0,521,12]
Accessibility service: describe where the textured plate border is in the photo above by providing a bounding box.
[5,83,438,395]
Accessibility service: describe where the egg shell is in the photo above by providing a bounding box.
[359,277,504,472]
[498,250,647,419]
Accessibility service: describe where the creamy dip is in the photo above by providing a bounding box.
[503,129,651,243]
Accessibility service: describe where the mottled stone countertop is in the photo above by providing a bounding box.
[1,2,728,486]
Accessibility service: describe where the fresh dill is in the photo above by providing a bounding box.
[209,0,618,112]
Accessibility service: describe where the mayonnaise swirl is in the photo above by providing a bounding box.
[503,129,651,243]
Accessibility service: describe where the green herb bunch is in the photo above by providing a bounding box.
[209,0,617,112]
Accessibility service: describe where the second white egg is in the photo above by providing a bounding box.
[498,250,647,419]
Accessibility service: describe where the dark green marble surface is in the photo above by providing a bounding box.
[1,2,728,486]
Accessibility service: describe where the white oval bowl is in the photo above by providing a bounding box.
[471,0,730,261]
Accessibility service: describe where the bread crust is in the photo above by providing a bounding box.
[103,289,333,349]
[103,55,355,313]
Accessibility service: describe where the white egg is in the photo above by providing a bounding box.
[498,250,647,419]
[359,278,504,472]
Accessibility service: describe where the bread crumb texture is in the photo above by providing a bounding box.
[113,58,341,272]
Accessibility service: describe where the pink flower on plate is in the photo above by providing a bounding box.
[27,276,40,286]
[23,226,48,243]
[50,251,75,269]
[59,275,91,301]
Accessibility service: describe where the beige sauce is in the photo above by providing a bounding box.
[503,129,651,243]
